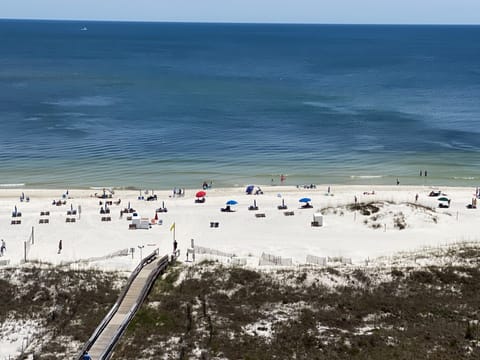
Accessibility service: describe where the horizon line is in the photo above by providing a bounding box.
[1,17,479,26]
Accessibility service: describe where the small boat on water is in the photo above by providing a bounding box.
[80,27,88,31]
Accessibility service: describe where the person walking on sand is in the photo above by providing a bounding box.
[415,193,419,202]
[396,178,400,185]
[58,240,62,254]
[0,239,5,256]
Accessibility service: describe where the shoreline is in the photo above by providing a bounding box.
[0,184,479,271]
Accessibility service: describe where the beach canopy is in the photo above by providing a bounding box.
[299,197,311,203]
[226,200,238,205]
[196,190,206,198]
[246,185,255,194]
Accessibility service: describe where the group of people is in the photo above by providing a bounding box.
[202,181,213,190]
[172,188,185,197]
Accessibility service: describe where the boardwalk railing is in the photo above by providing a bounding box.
[99,253,171,359]
[76,248,177,360]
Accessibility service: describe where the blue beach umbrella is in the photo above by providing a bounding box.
[226,200,238,205]
[299,197,311,203]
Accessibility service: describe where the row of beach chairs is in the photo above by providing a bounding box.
[39,219,50,224]
[11,220,21,225]
[66,218,76,223]
[101,216,112,222]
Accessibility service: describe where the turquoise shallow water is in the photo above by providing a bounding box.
[0,21,479,189]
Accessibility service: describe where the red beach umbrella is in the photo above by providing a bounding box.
[154,212,158,220]
[196,190,206,198]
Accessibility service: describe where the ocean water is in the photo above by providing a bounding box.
[0,20,479,189]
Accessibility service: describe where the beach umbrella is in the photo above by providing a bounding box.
[196,190,206,198]
[438,197,450,202]
[299,197,311,203]
[128,201,131,209]
[154,212,158,220]
[14,205,17,214]
[226,200,238,205]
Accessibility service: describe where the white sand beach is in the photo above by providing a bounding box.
[0,184,479,270]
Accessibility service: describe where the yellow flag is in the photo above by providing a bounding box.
[170,222,175,231]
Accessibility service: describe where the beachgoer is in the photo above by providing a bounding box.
[396,178,400,185]
[280,174,286,183]
[58,240,62,254]
[327,186,331,194]
[425,170,427,177]
[415,194,419,202]
[82,351,92,360]
[173,239,178,252]
[354,195,358,204]
[0,239,5,256]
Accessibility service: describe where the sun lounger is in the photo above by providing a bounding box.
[284,211,295,216]
[248,205,259,211]
[255,213,266,218]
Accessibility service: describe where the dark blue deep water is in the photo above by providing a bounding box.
[1,20,479,188]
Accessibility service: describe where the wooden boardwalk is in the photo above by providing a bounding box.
[78,250,175,360]
[88,260,158,358]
